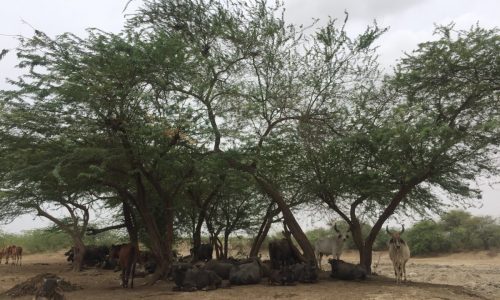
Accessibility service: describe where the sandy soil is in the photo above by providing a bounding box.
[0,250,499,300]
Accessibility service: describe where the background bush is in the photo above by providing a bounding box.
[1,210,499,255]
[0,226,127,254]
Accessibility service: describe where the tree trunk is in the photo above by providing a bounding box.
[212,236,223,259]
[359,243,373,274]
[254,175,316,264]
[72,237,86,272]
[192,215,204,259]
[249,210,273,257]
[223,231,230,259]
[131,174,170,284]
[122,200,138,247]
[282,223,307,263]
[164,197,175,264]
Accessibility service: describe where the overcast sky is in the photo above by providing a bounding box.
[0,0,499,233]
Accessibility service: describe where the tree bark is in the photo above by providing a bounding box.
[130,173,170,284]
[359,243,373,274]
[249,204,274,257]
[72,237,86,272]
[86,224,126,235]
[34,204,89,272]
[223,231,230,259]
[254,175,316,264]
[122,200,138,247]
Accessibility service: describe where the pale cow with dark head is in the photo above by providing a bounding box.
[387,225,410,284]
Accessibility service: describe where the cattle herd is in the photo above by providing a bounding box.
[0,245,23,265]
[0,223,411,293]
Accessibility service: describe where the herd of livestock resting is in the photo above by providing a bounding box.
[0,224,411,293]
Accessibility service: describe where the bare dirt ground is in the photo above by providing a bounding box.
[0,249,499,300]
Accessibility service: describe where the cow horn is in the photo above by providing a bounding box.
[401,224,405,234]
[334,223,340,233]
[386,226,391,235]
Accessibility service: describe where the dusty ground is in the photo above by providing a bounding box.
[0,250,499,300]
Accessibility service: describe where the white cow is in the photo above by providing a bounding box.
[314,223,350,270]
[387,225,411,284]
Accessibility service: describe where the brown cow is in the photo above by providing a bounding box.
[110,243,138,288]
[13,246,23,266]
[4,245,16,264]
[0,247,6,264]
[4,245,22,265]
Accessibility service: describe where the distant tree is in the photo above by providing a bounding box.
[463,215,500,250]
[441,210,473,230]
[406,220,451,255]
[206,171,269,259]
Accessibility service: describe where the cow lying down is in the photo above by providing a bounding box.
[328,259,367,280]
[229,258,262,285]
[268,262,318,286]
[172,263,222,292]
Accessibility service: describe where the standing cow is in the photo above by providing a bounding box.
[4,245,18,265]
[190,244,213,262]
[387,225,410,284]
[110,243,138,288]
[12,246,22,266]
[314,223,350,270]
[0,247,6,264]
[268,239,300,269]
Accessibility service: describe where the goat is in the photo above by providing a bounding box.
[387,225,410,284]
[314,223,349,270]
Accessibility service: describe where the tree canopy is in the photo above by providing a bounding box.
[0,0,498,275]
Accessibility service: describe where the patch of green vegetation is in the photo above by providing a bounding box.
[0,226,127,254]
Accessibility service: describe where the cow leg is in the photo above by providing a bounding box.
[318,254,323,270]
[314,250,320,270]
[130,262,136,289]
[397,264,402,284]
[403,261,407,283]
[125,267,131,288]
[121,269,127,288]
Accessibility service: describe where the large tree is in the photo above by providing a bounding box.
[0,100,101,271]
[300,25,500,272]
[129,0,384,262]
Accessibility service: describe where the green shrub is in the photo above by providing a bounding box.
[0,227,128,254]
[406,220,451,255]
[0,229,71,254]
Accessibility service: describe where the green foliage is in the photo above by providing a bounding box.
[0,229,71,254]
[0,226,128,254]
[406,210,500,256]
[0,0,498,269]
[406,220,452,255]
[305,227,330,245]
